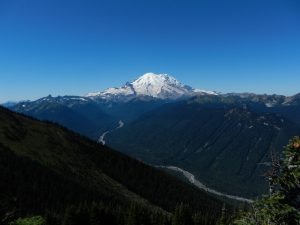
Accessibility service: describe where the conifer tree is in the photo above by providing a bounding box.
[172,203,194,225]
[62,205,77,225]
[217,204,227,225]
[234,137,300,225]
[126,202,138,225]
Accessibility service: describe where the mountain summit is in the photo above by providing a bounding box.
[87,73,216,100]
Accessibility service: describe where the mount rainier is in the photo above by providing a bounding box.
[86,73,217,100]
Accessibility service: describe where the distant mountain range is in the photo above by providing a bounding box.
[6,73,300,199]
[1,100,28,108]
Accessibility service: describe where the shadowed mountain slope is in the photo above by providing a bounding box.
[106,98,300,197]
[0,106,227,224]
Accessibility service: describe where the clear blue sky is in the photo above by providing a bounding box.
[0,0,300,102]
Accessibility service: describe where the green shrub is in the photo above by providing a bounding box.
[10,216,45,225]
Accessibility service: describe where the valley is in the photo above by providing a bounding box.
[2,0,300,223]
[98,120,124,145]
[156,165,253,203]
[2,73,300,225]
[7,73,300,199]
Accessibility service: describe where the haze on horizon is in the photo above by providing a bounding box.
[0,0,299,103]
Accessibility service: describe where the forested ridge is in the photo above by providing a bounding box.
[107,99,300,197]
[0,106,235,225]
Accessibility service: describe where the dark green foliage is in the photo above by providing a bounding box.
[9,216,45,225]
[172,203,194,225]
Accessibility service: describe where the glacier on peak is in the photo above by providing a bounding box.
[86,73,216,100]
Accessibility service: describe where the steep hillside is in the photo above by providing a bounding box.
[106,99,300,197]
[0,106,227,225]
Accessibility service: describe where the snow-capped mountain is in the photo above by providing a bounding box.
[86,73,217,100]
